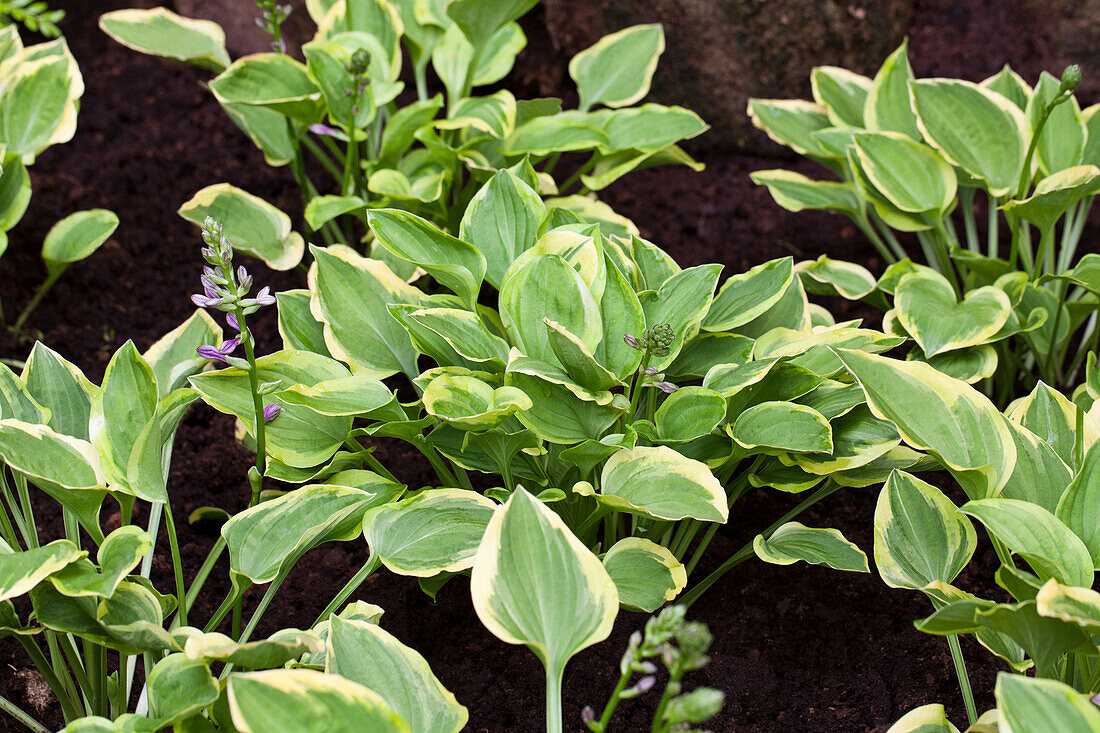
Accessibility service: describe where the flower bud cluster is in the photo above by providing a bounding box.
[344,49,372,117]
[191,217,276,318]
[254,0,292,52]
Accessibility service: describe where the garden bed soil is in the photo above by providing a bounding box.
[0,1,1091,730]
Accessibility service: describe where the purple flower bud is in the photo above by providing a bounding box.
[655,381,679,394]
[639,661,658,674]
[624,334,640,349]
[309,123,341,138]
[1093,692,1100,707]
[196,345,227,363]
[191,293,219,308]
[227,313,240,331]
[644,366,658,375]
[218,337,241,355]
[201,276,219,298]
[633,675,656,694]
[263,403,282,422]
[237,265,249,282]
[255,286,276,306]
[581,707,595,723]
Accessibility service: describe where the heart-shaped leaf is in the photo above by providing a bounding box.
[601,537,686,612]
[895,270,1011,356]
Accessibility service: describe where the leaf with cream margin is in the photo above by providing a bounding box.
[179,184,304,271]
[602,537,686,612]
[471,487,617,732]
[599,446,727,523]
[833,348,1016,500]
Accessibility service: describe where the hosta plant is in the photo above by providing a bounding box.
[0,24,117,333]
[750,42,1100,395]
[98,1,707,273]
[759,348,1100,728]
[184,187,935,620]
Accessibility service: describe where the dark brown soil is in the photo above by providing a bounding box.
[0,1,1087,731]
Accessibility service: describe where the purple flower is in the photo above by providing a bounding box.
[309,122,341,138]
[191,293,221,308]
[623,334,641,350]
[227,313,239,331]
[655,381,679,394]
[644,366,658,375]
[196,337,241,363]
[200,276,218,298]
[255,286,276,307]
[263,403,282,422]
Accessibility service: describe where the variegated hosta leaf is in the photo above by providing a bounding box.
[422,374,531,431]
[227,669,411,733]
[654,386,725,443]
[568,24,664,111]
[460,168,545,290]
[146,653,219,724]
[749,170,863,218]
[865,40,920,140]
[141,309,222,399]
[961,498,1093,588]
[326,617,468,733]
[885,704,959,733]
[834,349,1016,500]
[362,489,496,577]
[747,98,833,158]
[223,481,400,587]
[702,257,794,332]
[599,446,727,523]
[209,53,322,122]
[642,264,724,369]
[874,471,976,590]
[98,7,230,71]
[1026,71,1087,177]
[730,401,832,454]
[175,626,322,669]
[20,341,97,439]
[811,65,871,127]
[47,525,152,598]
[753,522,868,573]
[471,487,617,724]
[1000,417,1072,515]
[1008,381,1098,470]
[89,340,158,493]
[0,539,85,603]
[1036,579,1100,630]
[275,374,396,418]
[1003,166,1100,233]
[995,673,1100,732]
[796,255,878,300]
[505,369,621,444]
[853,131,956,215]
[179,183,304,271]
[602,537,686,612]
[894,270,1011,357]
[789,404,900,474]
[909,79,1027,197]
[1057,440,1100,569]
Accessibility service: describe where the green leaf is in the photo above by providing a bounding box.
[471,487,617,695]
[179,184,304,270]
[895,270,1011,356]
[982,65,1032,110]
[227,669,410,732]
[1004,165,1100,233]
[304,195,365,231]
[910,79,1027,196]
[790,403,901,474]
[996,673,1100,732]
[48,525,151,598]
[1036,579,1100,631]
[1000,418,1072,514]
[962,498,1093,587]
[979,600,1090,678]
[1008,381,1095,469]
[569,24,664,111]
[209,53,322,122]
[189,350,352,469]
[601,537,686,612]
[326,617,468,733]
[500,254,602,366]
[142,309,222,399]
[367,209,486,309]
[459,169,545,289]
[654,386,725,443]
[600,446,727,523]
[223,481,397,587]
[362,488,495,577]
[20,342,97,439]
[834,349,1016,500]
[874,471,976,590]
[147,653,218,723]
[811,66,871,127]
[750,170,862,218]
[796,256,878,300]
[853,131,956,214]
[504,369,620,444]
[1057,441,1100,569]
[0,152,30,232]
[754,522,868,573]
[310,245,422,379]
[423,374,531,431]
[0,539,84,603]
[703,257,793,332]
[89,341,158,493]
[502,114,608,156]
[731,401,832,454]
[886,705,959,733]
[303,41,375,131]
[642,263,723,368]
[1027,71,1086,176]
[276,374,395,418]
[221,100,295,166]
[32,580,175,655]
[40,209,117,273]
[544,320,621,392]
[0,55,72,158]
[748,98,832,158]
[99,8,229,71]
[445,0,536,51]
[277,289,331,357]
[865,40,921,140]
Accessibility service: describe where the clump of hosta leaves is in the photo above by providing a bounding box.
[750,42,1100,397]
[583,606,723,733]
[100,0,708,274]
